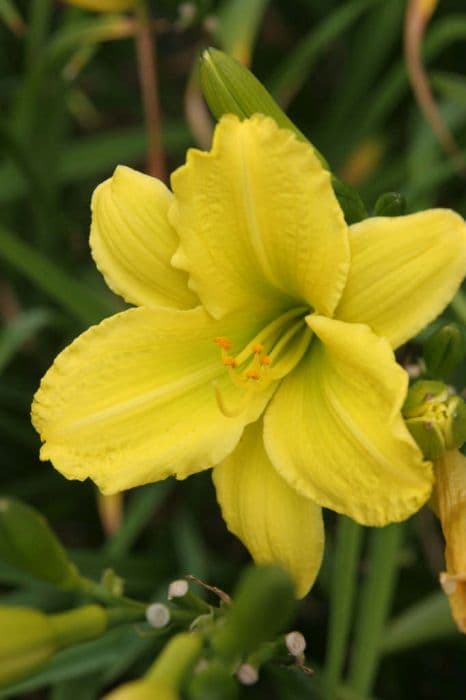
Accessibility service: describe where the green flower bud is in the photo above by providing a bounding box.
[403,381,466,459]
[103,679,178,700]
[0,607,57,687]
[104,633,202,700]
[199,48,308,148]
[0,604,107,687]
[211,565,295,662]
[187,661,239,700]
[373,192,406,217]
[0,498,79,588]
[424,324,465,379]
[198,48,367,225]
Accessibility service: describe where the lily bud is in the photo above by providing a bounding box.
[0,604,107,687]
[373,192,406,217]
[0,498,79,588]
[211,564,295,662]
[402,380,466,459]
[105,632,202,699]
[62,0,138,11]
[199,48,308,147]
[103,680,178,700]
[0,607,57,687]
[431,450,466,633]
[424,323,465,379]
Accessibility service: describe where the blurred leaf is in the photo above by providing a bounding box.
[0,0,25,35]
[0,309,52,373]
[215,0,269,64]
[0,498,79,588]
[432,70,466,108]
[0,625,145,699]
[269,0,379,107]
[381,592,457,654]
[104,482,173,560]
[0,124,190,204]
[0,224,114,325]
[174,510,208,581]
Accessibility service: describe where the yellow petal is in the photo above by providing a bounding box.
[336,210,466,349]
[264,315,433,526]
[32,307,276,494]
[432,450,466,633]
[90,166,197,309]
[213,420,324,598]
[170,114,349,319]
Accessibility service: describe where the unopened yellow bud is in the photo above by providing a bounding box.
[432,450,466,633]
[0,604,108,687]
[63,0,138,12]
[0,607,57,687]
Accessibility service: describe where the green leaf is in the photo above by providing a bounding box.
[0,626,143,699]
[104,482,172,561]
[269,0,379,107]
[0,309,52,374]
[380,592,457,655]
[215,0,269,64]
[331,177,368,224]
[0,498,79,589]
[0,224,113,325]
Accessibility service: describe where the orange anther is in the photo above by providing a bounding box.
[214,336,232,350]
[223,356,237,368]
[260,355,272,366]
[245,369,260,381]
[252,343,264,354]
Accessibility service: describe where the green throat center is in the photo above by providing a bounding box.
[214,306,312,417]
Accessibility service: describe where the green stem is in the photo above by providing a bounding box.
[321,517,364,699]
[77,576,146,612]
[347,522,404,695]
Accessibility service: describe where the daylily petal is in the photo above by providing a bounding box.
[264,315,433,526]
[32,307,277,494]
[170,114,349,319]
[90,166,197,309]
[336,210,466,349]
[213,420,324,598]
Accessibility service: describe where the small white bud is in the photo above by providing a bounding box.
[145,603,170,629]
[285,631,307,657]
[237,664,259,685]
[167,579,189,600]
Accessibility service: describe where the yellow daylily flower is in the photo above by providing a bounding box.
[32,115,466,597]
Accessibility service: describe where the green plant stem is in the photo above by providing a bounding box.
[347,522,404,696]
[134,0,166,180]
[321,517,364,700]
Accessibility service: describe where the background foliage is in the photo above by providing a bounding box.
[1,0,466,698]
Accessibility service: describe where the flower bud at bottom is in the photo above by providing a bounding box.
[0,607,57,687]
[104,680,178,700]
